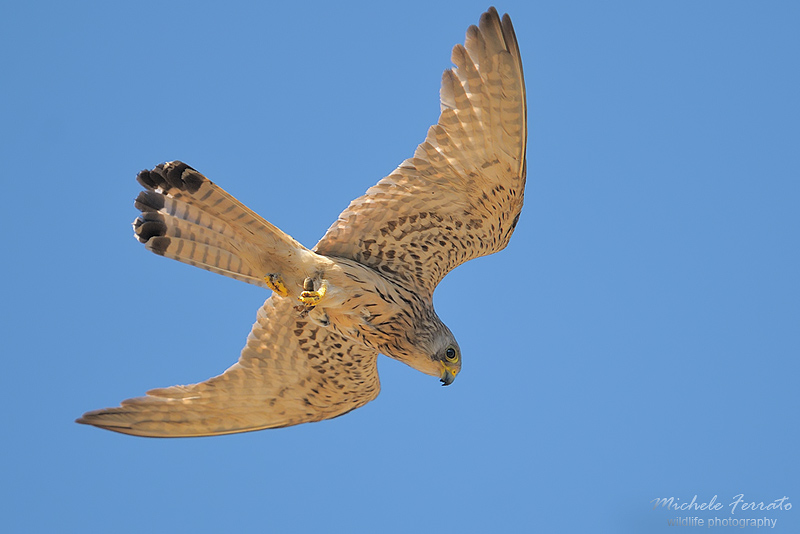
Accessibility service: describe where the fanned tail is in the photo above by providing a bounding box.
[133,161,309,288]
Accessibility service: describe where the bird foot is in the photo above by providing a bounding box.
[264,273,290,297]
[299,278,327,309]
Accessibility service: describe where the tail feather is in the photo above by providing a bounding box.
[135,196,243,255]
[135,190,242,243]
[144,236,265,286]
[136,162,290,241]
[132,161,310,289]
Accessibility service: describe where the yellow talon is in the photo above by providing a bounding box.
[299,279,327,308]
[264,273,290,297]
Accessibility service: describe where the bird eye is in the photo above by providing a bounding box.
[445,347,458,362]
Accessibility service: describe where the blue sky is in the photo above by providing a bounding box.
[2,1,798,532]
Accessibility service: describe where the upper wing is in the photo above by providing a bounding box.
[314,8,526,297]
[77,296,380,437]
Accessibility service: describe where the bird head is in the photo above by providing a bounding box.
[413,325,461,386]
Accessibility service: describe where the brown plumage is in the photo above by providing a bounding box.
[77,7,527,437]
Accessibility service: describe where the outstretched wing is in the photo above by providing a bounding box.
[315,8,526,297]
[77,296,380,437]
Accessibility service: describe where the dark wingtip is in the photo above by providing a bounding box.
[134,219,167,242]
[147,236,171,256]
[164,162,190,189]
[136,161,205,193]
[136,169,159,190]
[134,190,165,212]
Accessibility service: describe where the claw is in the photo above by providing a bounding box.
[264,273,290,297]
[299,278,327,308]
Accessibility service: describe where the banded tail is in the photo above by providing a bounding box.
[133,161,310,289]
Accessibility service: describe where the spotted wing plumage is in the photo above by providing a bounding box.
[315,8,526,297]
[77,296,380,437]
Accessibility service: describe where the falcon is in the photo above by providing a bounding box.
[78,7,527,437]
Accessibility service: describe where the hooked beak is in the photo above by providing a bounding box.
[440,364,458,386]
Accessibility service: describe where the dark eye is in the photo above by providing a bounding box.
[445,347,458,362]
